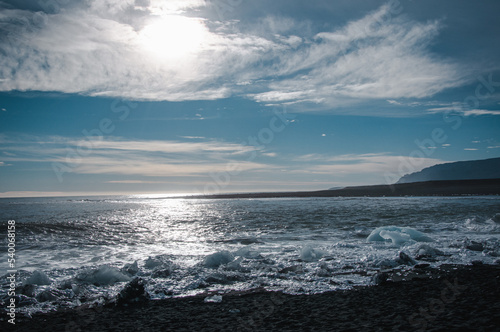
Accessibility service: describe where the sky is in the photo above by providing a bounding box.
[1,0,500,197]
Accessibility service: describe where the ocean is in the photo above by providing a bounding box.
[1,195,499,315]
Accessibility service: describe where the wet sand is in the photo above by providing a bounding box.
[4,263,499,331]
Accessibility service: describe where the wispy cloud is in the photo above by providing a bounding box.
[0,191,80,198]
[1,135,272,177]
[249,4,465,109]
[1,134,445,187]
[463,109,500,116]
[292,153,442,181]
[105,180,170,184]
[0,2,466,112]
[427,106,500,116]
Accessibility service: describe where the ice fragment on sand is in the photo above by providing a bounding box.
[226,257,249,272]
[279,265,304,274]
[466,241,484,252]
[367,226,433,244]
[144,257,164,269]
[396,251,416,266]
[203,250,234,268]
[204,295,223,303]
[77,265,131,285]
[24,270,51,286]
[116,278,150,306]
[122,261,139,275]
[234,247,262,259]
[36,289,64,302]
[371,272,389,285]
[414,244,445,260]
[17,284,36,297]
[300,246,326,261]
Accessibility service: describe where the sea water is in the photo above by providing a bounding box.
[1,196,499,315]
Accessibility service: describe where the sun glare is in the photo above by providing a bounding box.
[139,15,207,61]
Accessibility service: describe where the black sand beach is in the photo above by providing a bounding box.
[190,179,500,199]
[4,263,499,331]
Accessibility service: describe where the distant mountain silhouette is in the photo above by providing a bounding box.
[397,157,500,184]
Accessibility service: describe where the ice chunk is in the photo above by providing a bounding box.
[143,256,176,277]
[122,261,139,275]
[466,241,484,252]
[367,226,433,244]
[116,278,150,306]
[203,251,234,268]
[226,257,248,271]
[36,288,64,302]
[396,251,416,266]
[144,257,163,269]
[234,247,262,259]
[299,246,326,261]
[204,295,223,303]
[372,258,398,269]
[279,264,303,274]
[17,284,36,297]
[77,265,131,285]
[371,272,389,285]
[465,217,500,232]
[379,230,411,245]
[24,270,51,286]
[414,244,445,260]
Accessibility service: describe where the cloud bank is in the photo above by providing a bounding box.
[0,1,466,112]
[1,135,442,186]
[0,135,269,177]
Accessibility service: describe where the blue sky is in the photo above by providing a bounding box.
[1,0,500,197]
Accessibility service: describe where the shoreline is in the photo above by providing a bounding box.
[187,179,500,199]
[4,263,499,331]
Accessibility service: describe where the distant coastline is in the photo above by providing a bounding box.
[189,178,500,199]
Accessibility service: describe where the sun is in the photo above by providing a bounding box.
[139,15,207,61]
